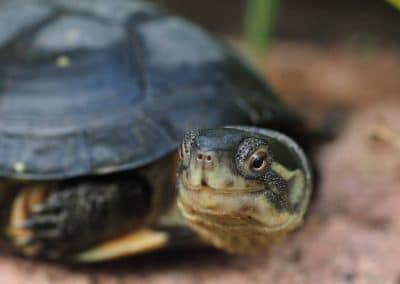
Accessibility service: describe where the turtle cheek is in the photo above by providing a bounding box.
[253,199,294,227]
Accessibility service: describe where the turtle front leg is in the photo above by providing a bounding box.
[19,175,152,259]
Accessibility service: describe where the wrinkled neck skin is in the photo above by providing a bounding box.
[176,128,312,254]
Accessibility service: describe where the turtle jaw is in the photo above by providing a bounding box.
[177,168,300,230]
[176,166,308,254]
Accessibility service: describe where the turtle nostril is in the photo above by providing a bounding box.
[195,152,214,164]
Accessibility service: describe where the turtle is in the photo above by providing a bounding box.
[0,0,313,262]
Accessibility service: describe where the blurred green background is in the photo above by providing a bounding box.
[153,0,400,115]
[156,0,400,53]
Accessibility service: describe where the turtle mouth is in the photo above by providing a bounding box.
[177,183,298,232]
[180,170,266,195]
[177,171,297,231]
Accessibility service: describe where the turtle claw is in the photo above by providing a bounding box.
[32,202,62,214]
[12,180,143,258]
[31,204,44,213]
[21,230,63,246]
[20,192,73,248]
[21,214,64,230]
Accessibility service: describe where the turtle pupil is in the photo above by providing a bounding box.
[252,157,264,169]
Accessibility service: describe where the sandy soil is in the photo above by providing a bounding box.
[0,42,399,284]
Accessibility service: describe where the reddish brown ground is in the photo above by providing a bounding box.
[1,42,399,284]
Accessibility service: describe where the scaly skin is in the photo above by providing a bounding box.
[1,155,182,260]
[2,172,161,258]
[176,127,312,253]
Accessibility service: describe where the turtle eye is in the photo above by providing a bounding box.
[249,151,269,172]
[235,137,271,176]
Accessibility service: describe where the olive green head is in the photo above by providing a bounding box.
[176,126,312,253]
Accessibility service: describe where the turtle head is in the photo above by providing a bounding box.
[176,127,312,253]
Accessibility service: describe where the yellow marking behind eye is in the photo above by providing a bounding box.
[271,163,306,206]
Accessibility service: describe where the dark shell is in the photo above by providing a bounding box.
[0,0,300,180]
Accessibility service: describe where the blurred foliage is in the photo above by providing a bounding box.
[244,0,281,54]
[386,0,400,10]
